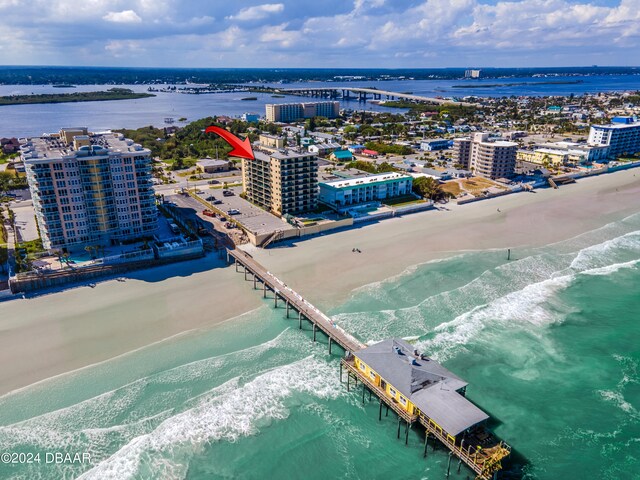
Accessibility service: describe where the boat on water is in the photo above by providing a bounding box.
[241,97,258,101]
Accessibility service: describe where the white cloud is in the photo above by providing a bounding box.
[2,0,640,67]
[103,10,142,24]
[228,3,284,21]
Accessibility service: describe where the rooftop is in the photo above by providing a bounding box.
[197,158,231,167]
[321,171,411,189]
[20,130,149,163]
[356,338,489,436]
[253,149,317,162]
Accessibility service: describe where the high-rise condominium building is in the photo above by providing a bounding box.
[452,138,473,168]
[242,150,318,216]
[587,116,640,158]
[21,128,157,251]
[266,101,340,122]
[454,133,517,179]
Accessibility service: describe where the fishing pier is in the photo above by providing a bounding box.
[227,248,511,480]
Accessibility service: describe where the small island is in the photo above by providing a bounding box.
[0,88,155,106]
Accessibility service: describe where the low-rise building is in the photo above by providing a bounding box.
[241,113,260,123]
[196,158,232,173]
[330,149,353,162]
[420,139,452,151]
[308,142,341,156]
[353,338,489,439]
[258,134,286,150]
[318,171,413,211]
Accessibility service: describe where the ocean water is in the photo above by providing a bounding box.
[1,212,639,479]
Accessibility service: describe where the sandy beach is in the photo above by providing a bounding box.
[1,168,639,395]
[247,168,640,308]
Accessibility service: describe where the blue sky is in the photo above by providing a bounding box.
[0,0,637,68]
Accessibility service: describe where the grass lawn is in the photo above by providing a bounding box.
[383,195,426,207]
[460,177,505,194]
[441,181,462,197]
[209,182,242,189]
[17,238,44,256]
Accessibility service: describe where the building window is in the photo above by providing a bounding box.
[399,396,407,407]
[369,371,376,381]
[359,362,366,372]
[389,387,396,397]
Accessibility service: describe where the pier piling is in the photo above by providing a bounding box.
[446,452,452,477]
[313,323,317,342]
[423,434,429,458]
[379,398,383,421]
[397,418,402,439]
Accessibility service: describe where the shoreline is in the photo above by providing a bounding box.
[246,168,640,309]
[1,168,639,395]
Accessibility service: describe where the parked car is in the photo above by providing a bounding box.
[213,199,223,205]
[227,209,240,215]
[206,195,216,201]
[222,190,234,197]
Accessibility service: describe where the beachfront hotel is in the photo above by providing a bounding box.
[266,101,340,122]
[318,172,413,212]
[21,128,157,251]
[241,149,318,216]
[588,116,640,158]
[455,133,517,179]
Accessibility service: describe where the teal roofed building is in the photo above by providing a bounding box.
[318,172,413,212]
[330,149,354,162]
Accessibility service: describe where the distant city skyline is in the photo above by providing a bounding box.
[0,0,638,68]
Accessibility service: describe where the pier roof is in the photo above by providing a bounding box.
[355,338,489,436]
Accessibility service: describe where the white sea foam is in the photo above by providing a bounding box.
[569,231,640,271]
[78,356,342,480]
[415,273,576,361]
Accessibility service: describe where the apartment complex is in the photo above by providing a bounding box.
[242,150,318,216]
[588,116,640,158]
[454,133,517,179]
[265,101,340,122]
[452,138,473,168]
[517,141,609,166]
[318,172,413,212]
[22,128,157,251]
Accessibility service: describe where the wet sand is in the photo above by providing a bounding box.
[1,168,639,395]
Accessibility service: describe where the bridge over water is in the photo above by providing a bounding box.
[276,86,477,107]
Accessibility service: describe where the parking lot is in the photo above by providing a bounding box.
[197,185,293,238]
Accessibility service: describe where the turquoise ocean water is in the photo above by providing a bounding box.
[1,212,639,479]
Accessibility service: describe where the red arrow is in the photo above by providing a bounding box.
[205,126,254,160]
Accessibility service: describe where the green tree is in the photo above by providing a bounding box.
[413,176,445,201]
